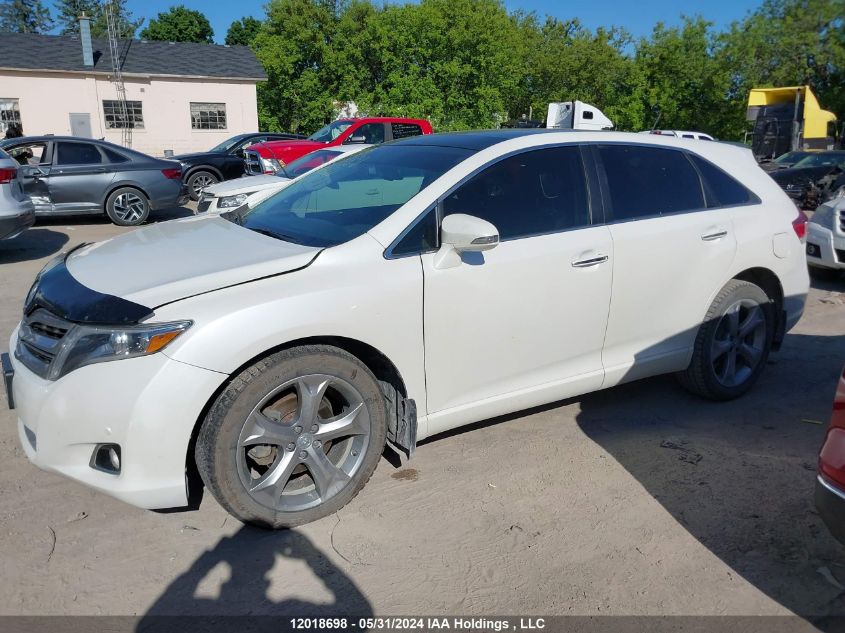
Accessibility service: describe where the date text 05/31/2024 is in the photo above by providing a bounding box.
[290,618,547,631]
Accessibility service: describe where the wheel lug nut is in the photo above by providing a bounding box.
[299,450,307,459]
[286,443,295,451]
[311,424,318,433]
[313,440,322,449]
[294,425,302,434]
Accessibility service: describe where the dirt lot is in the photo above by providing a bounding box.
[1,207,845,627]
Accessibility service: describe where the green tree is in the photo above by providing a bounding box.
[225,15,261,46]
[53,0,97,34]
[140,5,214,43]
[89,0,142,38]
[253,0,341,133]
[0,0,52,33]
[636,17,732,136]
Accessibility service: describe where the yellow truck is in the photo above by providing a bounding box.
[747,86,839,160]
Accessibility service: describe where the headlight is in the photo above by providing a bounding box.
[48,320,191,379]
[218,193,250,208]
[262,157,283,174]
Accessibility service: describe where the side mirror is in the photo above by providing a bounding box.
[434,213,499,269]
[344,135,367,144]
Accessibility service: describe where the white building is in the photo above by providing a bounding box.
[0,29,267,156]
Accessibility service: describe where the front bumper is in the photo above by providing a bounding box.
[807,222,845,271]
[816,475,845,545]
[0,203,36,240]
[7,329,227,509]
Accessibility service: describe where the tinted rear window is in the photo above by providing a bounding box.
[688,154,757,207]
[598,145,704,220]
[392,123,424,139]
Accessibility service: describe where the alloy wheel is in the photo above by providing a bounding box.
[710,299,767,388]
[191,173,216,196]
[112,192,146,224]
[236,374,371,512]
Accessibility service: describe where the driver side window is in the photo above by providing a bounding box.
[442,146,591,240]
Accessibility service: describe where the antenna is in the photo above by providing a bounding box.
[105,0,131,147]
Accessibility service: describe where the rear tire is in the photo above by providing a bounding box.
[678,279,774,400]
[195,345,388,529]
[105,187,149,226]
[187,170,218,201]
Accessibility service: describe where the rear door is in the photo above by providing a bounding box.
[48,141,116,213]
[595,143,737,386]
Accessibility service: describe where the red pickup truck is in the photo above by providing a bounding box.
[243,117,433,175]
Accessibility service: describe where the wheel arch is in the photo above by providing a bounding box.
[183,335,409,501]
[184,164,224,181]
[102,183,149,213]
[731,266,786,348]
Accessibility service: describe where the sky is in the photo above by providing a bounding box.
[46,0,765,45]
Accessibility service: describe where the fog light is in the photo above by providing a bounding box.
[91,444,121,474]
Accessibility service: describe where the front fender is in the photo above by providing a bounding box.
[151,236,428,428]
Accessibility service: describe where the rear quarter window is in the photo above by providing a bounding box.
[688,154,759,207]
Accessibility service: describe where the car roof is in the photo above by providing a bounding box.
[392,128,574,150]
[336,117,430,125]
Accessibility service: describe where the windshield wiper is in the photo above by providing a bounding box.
[248,226,305,245]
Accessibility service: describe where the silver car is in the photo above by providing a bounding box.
[0,147,35,240]
[0,136,189,227]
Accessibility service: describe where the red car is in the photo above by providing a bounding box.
[243,117,433,175]
[816,365,845,543]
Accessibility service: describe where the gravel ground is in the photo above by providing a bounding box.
[0,207,844,629]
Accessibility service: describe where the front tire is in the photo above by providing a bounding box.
[187,170,218,201]
[678,279,774,400]
[105,187,149,226]
[195,345,388,529]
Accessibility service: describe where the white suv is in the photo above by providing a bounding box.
[807,195,845,279]
[4,131,808,528]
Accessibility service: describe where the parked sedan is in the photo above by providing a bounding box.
[0,136,187,226]
[816,365,845,544]
[174,132,304,201]
[0,148,35,240]
[759,150,817,172]
[196,145,369,214]
[3,131,808,529]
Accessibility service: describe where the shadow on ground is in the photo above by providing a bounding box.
[139,526,372,630]
[0,228,69,264]
[574,332,845,624]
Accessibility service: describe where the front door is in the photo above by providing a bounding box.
[7,141,52,212]
[48,141,115,214]
[421,145,613,435]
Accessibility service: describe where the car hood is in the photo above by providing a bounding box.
[66,215,320,308]
[204,175,290,197]
[769,165,838,185]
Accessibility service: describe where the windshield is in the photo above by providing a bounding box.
[774,151,806,164]
[279,149,344,179]
[792,153,845,168]
[209,136,246,153]
[308,121,353,143]
[241,144,471,247]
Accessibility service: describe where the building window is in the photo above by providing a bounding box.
[191,102,227,130]
[0,98,22,135]
[103,100,144,129]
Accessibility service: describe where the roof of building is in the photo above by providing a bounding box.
[0,32,267,81]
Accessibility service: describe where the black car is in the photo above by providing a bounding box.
[768,151,845,208]
[0,136,188,226]
[174,132,304,200]
[759,150,818,172]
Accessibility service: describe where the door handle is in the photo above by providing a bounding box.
[701,229,728,241]
[571,254,609,268]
